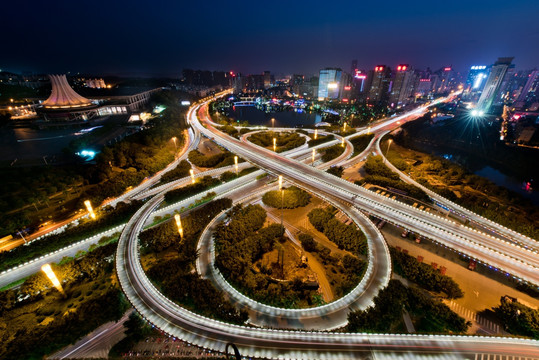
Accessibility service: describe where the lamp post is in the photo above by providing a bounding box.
[84,200,96,220]
[314,129,318,140]
[190,169,195,184]
[343,122,347,132]
[367,126,371,134]
[234,156,238,175]
[171,137,177,150]
[174,214,183,240]
[341,137,345,147]
[273,137,277,152]
[386,139,393,158]
[41,264,64,295]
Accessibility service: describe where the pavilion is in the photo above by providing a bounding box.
[38,74,98,121]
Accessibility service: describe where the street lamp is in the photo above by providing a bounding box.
[314,129,318,140]
[84,200,96,220]
[341,138,345,147]
[343,122,347,132]
[171,137,177,149]
[386,139,393,157]
[190,169,195,184]
[273,137,277,152]
[234,156,238,175]
[367,126,371,134]
[41,264,64,295]
[174,214,183,240]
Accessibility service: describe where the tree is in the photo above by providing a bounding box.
[262,186,311,209]
[299,233,317,252]
[326,166,344,178]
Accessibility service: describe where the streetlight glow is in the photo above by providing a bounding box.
[278,175,283,190]
[190,169,195,183]
[234,155,238,174]
[41,264,63,294]
[343,122,347,132]
[174,213,184,239]
[314,129,318,140]
[84,200,96,220]
[386,139,393,157]
[273,137,277,152]
[341,138,345,147]
[312,148,316,166]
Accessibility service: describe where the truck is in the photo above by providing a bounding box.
[468,260,477,271]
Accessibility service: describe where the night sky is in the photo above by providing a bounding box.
[3,0,539,76]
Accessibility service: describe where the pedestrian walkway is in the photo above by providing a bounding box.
[446,300,500,334]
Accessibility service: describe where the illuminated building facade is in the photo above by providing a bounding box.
[37,74,97,121]
[477,57,514,111]
[515,69,539,108]
[318,68,342,100]
[36,74,160,121]
[367,65,391,103]
[389,64,415,106]
[465,66,489,91]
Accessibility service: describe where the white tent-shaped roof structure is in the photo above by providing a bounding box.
[41,74,93,109]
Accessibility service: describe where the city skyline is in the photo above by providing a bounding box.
[3,0,539,76]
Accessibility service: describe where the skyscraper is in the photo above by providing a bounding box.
[477,57,514,112]
[465,66,489,92]
[351,60,358,75]
[433,66,454,93]
[367,65,391,104]
[515,69,539,107]
[318,68,342,100]
[389,64,415,106]
[263,71,272,89]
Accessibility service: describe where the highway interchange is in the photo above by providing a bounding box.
[1,90,537,358]
[114,92,539,359]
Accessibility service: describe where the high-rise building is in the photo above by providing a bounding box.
[515,69,539,107]
[367,65,391,104]
[389,64,415,106]
[433,66,454,93]
[351,60,358,75]
[340,71,353,102]
[477,57,514,111]
[353,70,368,101]
[465,66,489,92]
[463,65,489,102]
[263,71,272,89]
[494,65,519,106]
[318,68,342,100]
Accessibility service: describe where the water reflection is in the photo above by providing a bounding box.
[227,106,322,127]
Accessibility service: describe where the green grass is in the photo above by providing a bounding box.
[0,278,26,292]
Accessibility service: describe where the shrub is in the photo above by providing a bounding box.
[299,233,317,252]
[262,186,311,209]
